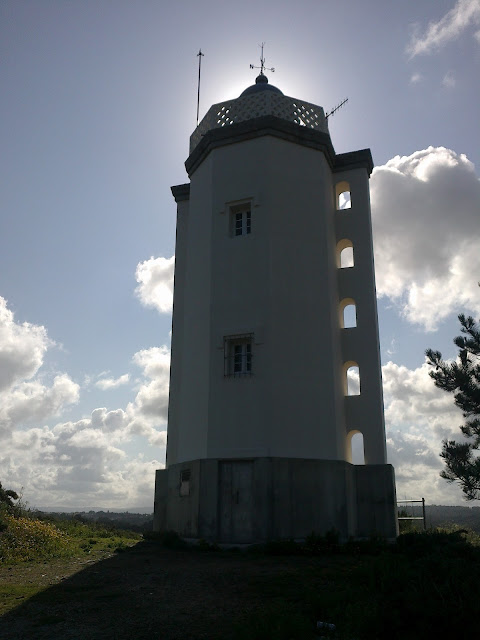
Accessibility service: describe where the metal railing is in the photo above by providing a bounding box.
[397,498,426,530]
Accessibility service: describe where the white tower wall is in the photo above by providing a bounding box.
[168,136,387,466]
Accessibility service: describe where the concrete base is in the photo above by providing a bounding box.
[154,458,398,542]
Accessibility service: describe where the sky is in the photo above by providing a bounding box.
[1,0,479,510]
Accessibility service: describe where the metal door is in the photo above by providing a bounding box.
[219,461,253,543]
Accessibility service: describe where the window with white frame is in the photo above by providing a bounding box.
[224,334,253,376]
[230,203,251,236]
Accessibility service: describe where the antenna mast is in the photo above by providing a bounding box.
[196,49,204,127]
[325,98,348,120]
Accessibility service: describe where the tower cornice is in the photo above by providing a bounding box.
[334,149,374,175]
[185,115,373,178]
[171,183,191,202]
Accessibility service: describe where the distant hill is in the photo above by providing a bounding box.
[401,504,480,532]
[33,509,154,533]
[32,504,480,534]
[34,506,153,514]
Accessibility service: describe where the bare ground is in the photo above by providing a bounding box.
[0,541,347,639]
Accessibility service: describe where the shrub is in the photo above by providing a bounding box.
[0,513,76,563]
[196,538,220,552]
[143,529,188,549]
[261,538,303,556]
[304,529,340,554]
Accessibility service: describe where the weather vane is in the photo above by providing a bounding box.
[250,42,275,75]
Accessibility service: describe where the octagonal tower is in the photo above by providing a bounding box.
[154,74,398,542]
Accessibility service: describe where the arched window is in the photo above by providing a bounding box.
[343,361,360,396]
[347,430,365,464]
[339,298,357,328]
[335,181,351,210]
[336,239,354,268]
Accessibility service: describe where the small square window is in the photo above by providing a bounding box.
[224,334,253,376]
[180,469,191,496]
[231,204,251,236]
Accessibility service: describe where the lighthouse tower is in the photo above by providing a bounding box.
[154,70,398,542]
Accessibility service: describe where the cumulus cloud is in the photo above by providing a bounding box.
[0,297,50,391]
[1,401,166,508]
[371,147,480,331]
[0,341,169,508]
[90,407,128,432]
[95,373,130,390]
[383,360,460,433]
[409,72,423,84]
[135,256,174,313]
[126,346,171,443]
[0,374,80,435]
[0,295,168,507]
[382,360,470,503]
[0,297,79,437]
[2,410,163,508]
[407,0,480,58]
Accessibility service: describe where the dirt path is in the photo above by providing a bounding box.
[0,541,338,639]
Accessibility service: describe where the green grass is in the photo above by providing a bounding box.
[0,509,141,616]
[0,585,46,616]
[230,527,480,640]
[145,526,480,639]
[2,517,479,639]
[0,507,141,565]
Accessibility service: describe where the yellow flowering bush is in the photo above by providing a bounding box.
[0,513,76,563]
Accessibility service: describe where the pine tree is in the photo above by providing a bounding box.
[0,481,19,510]
[426,314,480,500]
